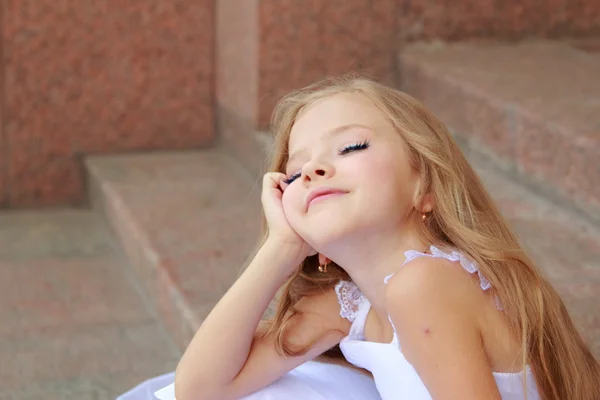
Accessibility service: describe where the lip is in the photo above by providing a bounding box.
[305,187,348,210]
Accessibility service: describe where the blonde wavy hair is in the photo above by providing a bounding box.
[261,76,600,399]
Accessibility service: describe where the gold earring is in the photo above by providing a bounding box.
[318,263,328,273]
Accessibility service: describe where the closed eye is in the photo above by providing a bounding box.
[339,140,370,155]
[283,172,301,185]
[284,141,369,183]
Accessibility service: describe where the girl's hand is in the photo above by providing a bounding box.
[261,172,315,266]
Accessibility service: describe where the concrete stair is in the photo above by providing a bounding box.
[398,39,600,223]
[0,210,181,398]
[86,151,263,349]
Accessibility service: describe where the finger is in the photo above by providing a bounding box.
[279,177,289,191]
[263,172,286,189]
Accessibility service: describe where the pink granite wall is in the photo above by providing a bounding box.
[1,0,215,207]
[397,0,600,41]
[257,0,398,127]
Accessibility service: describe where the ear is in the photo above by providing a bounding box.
[420,193,435,214]
[318,253,330,265]
[412,178,435,213]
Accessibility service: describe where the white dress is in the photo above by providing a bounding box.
[117,360,379,400]
[337,246,541,400]
[117,361,380,400]
[118,246,541,400]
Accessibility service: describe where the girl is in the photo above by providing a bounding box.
[121,77,600,400]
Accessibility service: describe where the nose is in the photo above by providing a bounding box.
[302,160,334,182]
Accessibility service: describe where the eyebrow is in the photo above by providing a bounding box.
[286,124,372,168]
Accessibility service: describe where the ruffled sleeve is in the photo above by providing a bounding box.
[334,280,364,322]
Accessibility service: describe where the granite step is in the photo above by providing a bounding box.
[0,210,180,399]
[86,150,263,349]
[398,39,600,223]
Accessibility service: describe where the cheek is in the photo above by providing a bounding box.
[353,155,394,188]
[281,186,303,218]
[359,158,415,207]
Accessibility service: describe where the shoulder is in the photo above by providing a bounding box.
[386,257,500,399]
[383,255,486,356]
[384,256,502,397]
[384,254,485,320]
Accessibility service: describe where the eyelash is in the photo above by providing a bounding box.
[284,141,370,184]
[338,140,370,155]
[283,173,300,185]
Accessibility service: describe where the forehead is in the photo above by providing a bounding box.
[288,93,390,151]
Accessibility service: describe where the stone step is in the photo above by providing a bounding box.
[398,39,600,223]
[86,150,263,349]
[87,147,600,357]
[0,210,180,399]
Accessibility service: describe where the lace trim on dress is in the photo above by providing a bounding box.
[334,280,364,322]
[383,245,503,310]
[384,246,491,290]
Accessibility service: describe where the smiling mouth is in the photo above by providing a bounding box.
[307,191,347,209]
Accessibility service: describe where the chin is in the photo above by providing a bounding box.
[296,221,355,254]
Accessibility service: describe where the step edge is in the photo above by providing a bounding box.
[85,161,202,349]
[397,50,600,222]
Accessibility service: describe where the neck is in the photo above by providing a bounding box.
[326,224,429,318]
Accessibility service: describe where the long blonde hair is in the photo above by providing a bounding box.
[262,76,600,399]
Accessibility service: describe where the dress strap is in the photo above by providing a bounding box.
[384,246,491,290]
[384,246,502,310]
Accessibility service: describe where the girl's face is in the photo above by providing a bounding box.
[281,93,423,251]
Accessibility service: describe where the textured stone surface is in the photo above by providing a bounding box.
[3,0,215,207]
[216,0,259,124]
[1,321,177,392]
[399,40,600,221]
[218,106,270,177]
[0,210,117,259]
[396,0,600,41]
[88,148,600,357]
[216,0,600,138]
[0,127,5,207]
[217,0,600,133]
[0,258,151,337]
[571,37,600,53]
[257,0,397,127]
[0,210,180,398]
[87,150,262,348]
[465,149,600,357]
[214,0,398,132]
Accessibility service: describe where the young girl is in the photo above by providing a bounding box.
[120,77,599,400]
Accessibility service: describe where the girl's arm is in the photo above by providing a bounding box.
[175,240,349,400]
[385,256,502,400]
